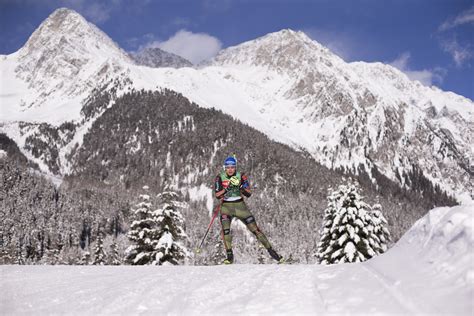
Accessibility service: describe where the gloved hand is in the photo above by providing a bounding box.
[230,176,240,187]
[240,181,249,189]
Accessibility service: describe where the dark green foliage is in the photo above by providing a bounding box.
[0,133,36,169]
[23,122,76,175]
[0,155,130,264]
[93,225,106,265]
[108,241,121,265]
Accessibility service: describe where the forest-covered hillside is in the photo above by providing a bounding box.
[0,89,456,265]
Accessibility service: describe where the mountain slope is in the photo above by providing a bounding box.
[130,47,193,68]
[204,29,473,201]
[0,11,471,203]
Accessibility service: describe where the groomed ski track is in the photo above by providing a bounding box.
[0,261,464,315]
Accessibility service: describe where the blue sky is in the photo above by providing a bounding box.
[1,0,473,100]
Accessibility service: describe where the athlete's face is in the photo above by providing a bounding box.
[225,166,236,176]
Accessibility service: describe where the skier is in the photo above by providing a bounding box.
[214,155,284,264]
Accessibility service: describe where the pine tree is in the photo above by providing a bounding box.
[125,186,162,265]
[368,204,391,254]
[93,225,107,265]
[108,241,121,265]
[79,251,91,265]
[316,183,391,264]
[153,190,189,265]
[43,248,60,265]
[16,237,25,265]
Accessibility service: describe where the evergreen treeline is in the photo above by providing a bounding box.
[0,156,130,264]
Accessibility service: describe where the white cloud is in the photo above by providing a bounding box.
[144,29,222,64]
[440,37,472,67]
[389,52,445,86]
[437,6,474,67]
[439,6,474,31]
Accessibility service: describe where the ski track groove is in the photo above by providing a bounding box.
[362,263,424,315]
[311,267,329,314]
[205,266,274,314]
[162,267,230,315]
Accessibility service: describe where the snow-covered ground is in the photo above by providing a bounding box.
[2,205,473,315]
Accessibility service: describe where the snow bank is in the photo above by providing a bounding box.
[379,204,474,283]
[367,204,474,315]
[403,205,473,265]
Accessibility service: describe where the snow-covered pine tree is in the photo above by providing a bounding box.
[93,225,106,265]
[0,248,11,264]
[125,186,162,265]
[79,251,91,265]
[43,247,60,265]
[16,237,25,265]
[153,190,189,265]
[316,186,339,263]
[316,183,391,264]
[368,204,391,254]
[108,241,121,265]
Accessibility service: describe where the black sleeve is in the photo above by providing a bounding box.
[214,175,223,197]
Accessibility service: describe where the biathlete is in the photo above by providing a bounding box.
[214,156,284,264]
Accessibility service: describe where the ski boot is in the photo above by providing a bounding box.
[223,249,234,264]
[267,248,285,264]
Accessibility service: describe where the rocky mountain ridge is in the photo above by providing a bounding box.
[206,29,473,201]
[0,8,472,202]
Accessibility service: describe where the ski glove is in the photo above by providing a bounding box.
[230,176,240,187]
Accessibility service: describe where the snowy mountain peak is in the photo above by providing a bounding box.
[18,7,131,63]
[208,28,341,70]
[263,28,319,46]
[6,7,133,115]
[131,47,193,68]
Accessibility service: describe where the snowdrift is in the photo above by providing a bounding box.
[1,205,473,315]
[400,204,473,275]
[366,204,474,315]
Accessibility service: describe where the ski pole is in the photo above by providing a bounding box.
[196,201,222,253]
